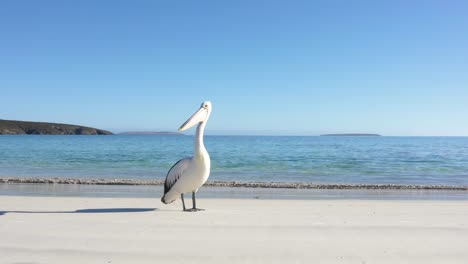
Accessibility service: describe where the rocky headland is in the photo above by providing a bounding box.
[0,119,112,135]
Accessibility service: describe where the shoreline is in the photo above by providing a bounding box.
[1,176,467,191]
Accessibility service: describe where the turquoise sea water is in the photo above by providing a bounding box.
[1,135,467,185]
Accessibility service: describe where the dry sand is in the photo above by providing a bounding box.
[1,196,467,264]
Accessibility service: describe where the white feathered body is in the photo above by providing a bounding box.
[162,152,210,204]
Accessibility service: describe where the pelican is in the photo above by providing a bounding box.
[161,101,212,212]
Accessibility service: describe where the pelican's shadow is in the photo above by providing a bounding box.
[0,208,157,216]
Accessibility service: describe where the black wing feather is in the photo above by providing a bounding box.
[163,159,184,194]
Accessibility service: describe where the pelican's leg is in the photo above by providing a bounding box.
[185,192,205,212]
[181,193,186,211]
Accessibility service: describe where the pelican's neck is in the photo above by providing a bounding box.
[194,121,208,159]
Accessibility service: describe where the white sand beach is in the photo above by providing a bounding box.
[1,196,467,264]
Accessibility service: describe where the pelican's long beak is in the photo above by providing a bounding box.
[178,107,207,131]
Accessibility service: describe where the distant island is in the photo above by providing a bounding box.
[119,131,184,136]
[320,133,382,137]
[0,119,113,135]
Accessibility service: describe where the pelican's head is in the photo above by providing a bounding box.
[178,101,212,131]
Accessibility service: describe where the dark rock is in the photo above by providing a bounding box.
[0,119,113,135]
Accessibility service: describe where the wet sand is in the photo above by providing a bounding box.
[1,196,467,264]
[2,182,468,200]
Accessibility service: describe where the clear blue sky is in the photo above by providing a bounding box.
[1,1,467,135]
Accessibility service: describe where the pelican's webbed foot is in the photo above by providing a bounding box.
[184,208,205,212]
[183,191,205,212]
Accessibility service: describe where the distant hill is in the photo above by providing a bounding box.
[0,119,113,135]
[320,133,382,137]
[119,131,184,136]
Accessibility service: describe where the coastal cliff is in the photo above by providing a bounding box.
[0,119,113,135]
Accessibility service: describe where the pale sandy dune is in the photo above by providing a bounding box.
[1,196,467,264]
